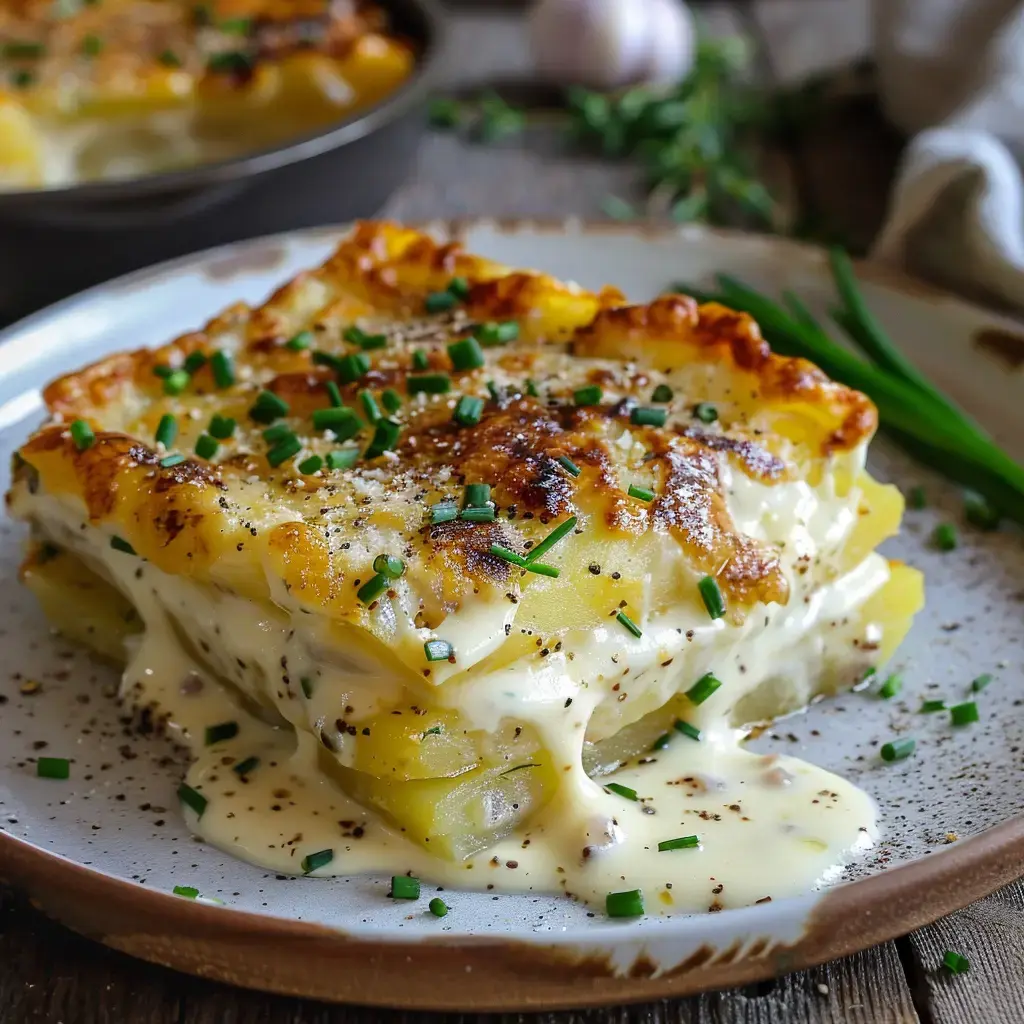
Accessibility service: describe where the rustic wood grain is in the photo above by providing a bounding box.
[901,881,1024,1024]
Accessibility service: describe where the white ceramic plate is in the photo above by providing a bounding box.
[2,221,1023,1011]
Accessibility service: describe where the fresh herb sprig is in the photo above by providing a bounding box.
[429,38,786,230]
[671,255,1024,525]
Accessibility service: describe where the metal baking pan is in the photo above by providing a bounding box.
[0,0,443,323]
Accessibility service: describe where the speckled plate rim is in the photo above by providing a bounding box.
[2,219,1024,1011]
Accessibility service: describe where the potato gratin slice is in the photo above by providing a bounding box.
[8,223,924,913]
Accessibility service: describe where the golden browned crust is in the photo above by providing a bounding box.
[12,221,878,626]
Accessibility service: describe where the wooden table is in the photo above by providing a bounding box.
[2,4,1022,1022]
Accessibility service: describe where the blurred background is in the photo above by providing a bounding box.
[2,0,1022,319]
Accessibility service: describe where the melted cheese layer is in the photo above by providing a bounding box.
[15,449,898,914]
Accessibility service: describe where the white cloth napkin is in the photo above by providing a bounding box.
[871,0,1024,312]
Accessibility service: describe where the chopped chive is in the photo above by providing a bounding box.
[920,699,947,713]
[558,455,581,477]
[3,41,46,59]
[208,414,236,439]
[194,434,218,460]
[110,536,136,555]
[424,639,454,662]
[286,330,313,351]
[464,483,491,508]
[971,673,993,693]
[525,379,540,397]
[658,835,700,852]
[525,561,560,578]
[652,384,673,403]
[178,782,207,817]
[933,522,958,551]
[210,350,235,389]
[159,48,182,67]
[454,395,484,426]
[153,364,174,379]
[477,321,519,346]
[950,701,979,726]
[382,388,402,414]
[233,756,259,776]
[11,68,35,89]
[429,501,459,525]
[627,484,655,503]
[631,406,667,428]
[325,381,344,408]
[357,573,389,604]
[36,757,70,780]
[426,291,458,314]
[204,721,238,745]
[301,849,334,874]
[155,414,178,448]
[359,333,388,351]
[364,418,402,459]
[343,326,365,345]
[605,782,638,801]
[907,485,927,510]
[486,380,501,401]
[674,720,701,741]
[408,374,452,395]
[448,337,485,372]
[880,738,915,762]
[616,611,642,639]
[428,897,449,918]
[390,875,421,899]
[312,351,344,373]
[326,448,359,470]
[300,677,314,699]
[964,491,1000,530]
[943,950,970,974]
[697,575,725,620]
[337,353,371,384]
[878,673,902,699]
[249,390,289,424]
[526,515,578,564]
[262,423,293,443]
[312,407,361,437]
[686,672,721,705]
[574,384,603,406]
[460,507,496,523]
[70,419,95,450]
[373,554,405,579]
[447,277,470,300]
[266,436,302,468]
[359,390,381,424]
[219,16,253,34]
[207,50,252,75]
[298,455,323,475]
[693,403,718,424]
[651,732,672,751]
[490,544,527,566]
[606,889,644,918]
[183,351,207,375]
[81,34,103,56]
[172,885,199,899]
[412,349,429,371]
[164,370,190,395]
[160,453,186,468]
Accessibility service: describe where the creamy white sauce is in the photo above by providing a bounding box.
[17,456,889,915]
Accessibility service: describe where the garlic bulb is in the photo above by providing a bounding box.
[529,0,696,90]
